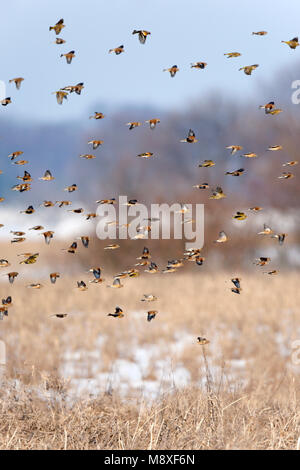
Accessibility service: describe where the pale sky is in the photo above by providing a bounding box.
[1,0,300,122]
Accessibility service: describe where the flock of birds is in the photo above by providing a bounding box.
[0,19,298,346]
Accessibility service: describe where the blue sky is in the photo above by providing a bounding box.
[1,0,300,122]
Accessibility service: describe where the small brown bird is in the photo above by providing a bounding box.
[76,280,87,291]
[271,233,287,245]
[9,77,24,89]
[193,183,209,189]
[1,97,12,106]
[226,168,245,176]
[258,224,273,235]
[191,62,207,69]
[126,122,142,130]
[27,283,43,289]
[96,198,116,205]
[224,52,241,58]
[197,337,210,345]
[20,205,35,214]
[281,37,299,49]
[49,18,65,35]
[60,51,75,64]
[11,237,26,243]
[12,160,29,166]
[210,186,226,200]
[141,294,157,302]
[254,257,271,266]
[259,101,275,114]
[252,31,267,36]
[226,145,243,155]
[231,278,242,294]
[86,213,97,220]
[17,170,32,181]
[51,313,68,318]
[8,150,24,161]
[283,161,298,167]
[248,206,263,212]
[88,140,104,149]
[79,236,89,248]
[214,231,228,243]
[132,30,151,44]
[88,267,102,282]
[89,112,105,120]
[180,129,198,143]
[79,154,96,160]
[64,184,77,192]
[64,242,77,254]
[29,225,44,231]
[108,306,124,318]
[264,270,279,275]
[55,38,66,45]
[278,172,294,179]
[163,65,179,77]
[147,310,157,322]
[68,208,83,214]
[5,272,19,284]
[50,272,60,284]
[232,211,247,221]
[109,45,124,55]
[42,231,54,245]
[145,261,159,274]
[10,231,25,236]
[107,278,123,289]
[53,90,68,104]
[40,201,55,208]
[239,64,259,75]
[137,246,151,260]
[61,82,84,95]
[19,253,39,265]
[267,145,282,151]
[137,152,154,158]
[199,160,215,168]
[39,170,54,181]
[56,200,71,208]
[0,260,11,268]
[268,108,282,116]
[104,244,120,250]
[11,183,31,192]
[145,118,160,129]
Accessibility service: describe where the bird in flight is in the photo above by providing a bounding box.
[132,30,151,44]
[49,18,65,35]
[281,37,299,49]
[9,77,24,89]
[163,65,179,77]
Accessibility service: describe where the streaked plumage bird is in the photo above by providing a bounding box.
[224,52,241,58]
[163,65,179,77]
[145,261,159,274]
[109,45,124,55]
[145,118,160,129]
[239,64,259,75]
[63,242,77,254]
[60,51,75,64]
[281,37,299,49]
[8,150,24,161]
[108,306,124,318]
[17,170,32,181]
[49,18,65,35]
[19,253,39,265]
[199,160,215,168]
[137,152,154,158]
[9,77,24,89]
[11,237,26,243]
[132,30,151,44]
[11,183,31,192]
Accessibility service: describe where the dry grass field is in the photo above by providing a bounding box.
[0,255,300,449]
